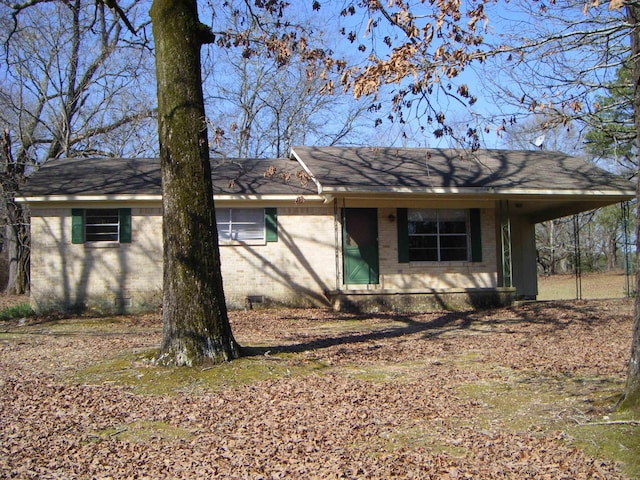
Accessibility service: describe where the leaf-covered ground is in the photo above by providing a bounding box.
[1,298,638,479]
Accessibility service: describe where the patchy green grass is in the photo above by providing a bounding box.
[567,412,640,480]
[75,349,328,396]
[2,316,159,335]
[74,345,640,478]
[7,300,637,478]
[336,352,485,383]
[456,372,640,478]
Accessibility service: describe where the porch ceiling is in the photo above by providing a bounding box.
[506,196,632,223]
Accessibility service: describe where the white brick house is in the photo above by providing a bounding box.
[18,147,634,313]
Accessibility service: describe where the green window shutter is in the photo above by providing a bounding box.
[71,209,84,244]
[470,208,482,262]
[397,208,410,263]
[119,208,132,243]
[265,208,278,242]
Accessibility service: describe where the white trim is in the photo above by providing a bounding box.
[16,187,634,204]
[290,147,323,195]
[320,185,635,197]
[16,194,162,203]
[213,194,325,202]
[17,193,327,204]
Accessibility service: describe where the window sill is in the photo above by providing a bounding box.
[409,260,470,265]
[84,241,120,249]
[219,240,267,246]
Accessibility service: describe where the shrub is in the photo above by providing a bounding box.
[0,303,35,321]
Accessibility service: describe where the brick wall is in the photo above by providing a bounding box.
[30,207,163,313]
[29,202,500,313]
[375,207,498,292]
[219,205,337,308]
[29,204,338,312]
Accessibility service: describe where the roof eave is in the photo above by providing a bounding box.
[320,186,635,198]
[17,193,327,204]
[16,194,163,203]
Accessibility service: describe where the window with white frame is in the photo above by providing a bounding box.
[85,209,120,242]
[408,209,469,261]
[216,208,266,243]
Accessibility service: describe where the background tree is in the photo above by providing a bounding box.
[478,0,629,144]
[501,114,633,276]
[0,0,156,294]
[584,65,636,172]
[202,7,374,159]
[205,53,371,158]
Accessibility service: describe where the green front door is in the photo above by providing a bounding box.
[343,208,379,285]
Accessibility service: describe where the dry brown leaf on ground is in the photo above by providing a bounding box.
[0,298,634,478]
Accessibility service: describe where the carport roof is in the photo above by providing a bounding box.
[290,146,633,193]
[290,146,635,222]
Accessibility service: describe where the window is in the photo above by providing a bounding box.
[397,208,482,263]
[72,208,131,244]
[408,209,469,261]
[85,209,120,242]
[216,208,278,244]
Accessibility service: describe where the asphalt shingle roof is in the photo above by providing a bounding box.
[20,147,634,200]
[22,156,314,196]
[290,146,633,193]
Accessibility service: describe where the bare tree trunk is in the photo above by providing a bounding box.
[621,4,640,411]
[5,207,29,295]
[151,0,240,366]
[1,131,29,295]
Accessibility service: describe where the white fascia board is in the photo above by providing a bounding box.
[321,186,635,198]
[17,193,327,204]
[213,194,327,203]
[289,147,323,195]
[16,194,163,203]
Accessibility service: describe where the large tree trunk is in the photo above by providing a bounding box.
[6,206,29,295]
[0,131,29,295]
[151,0,240,366]
[621,4,640,411]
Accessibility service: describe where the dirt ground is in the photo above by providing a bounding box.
[0,297,638,479]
